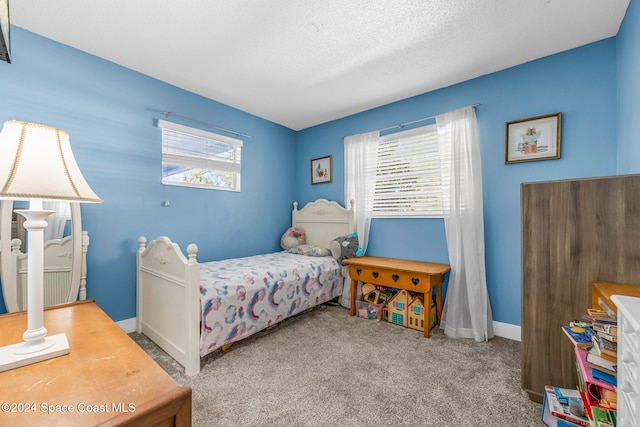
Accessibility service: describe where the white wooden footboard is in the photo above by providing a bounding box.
[136,236,201,376]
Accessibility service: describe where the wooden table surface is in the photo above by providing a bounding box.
[0,300,191,426]
[343,256,451,275]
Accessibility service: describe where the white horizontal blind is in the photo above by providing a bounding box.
[159,119,242,192]
[373,124,447,217]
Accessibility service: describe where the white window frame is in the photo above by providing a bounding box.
[159,119,243,192]
[372,124,448,218]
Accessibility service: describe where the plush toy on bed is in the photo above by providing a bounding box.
[330,232,361,265]
[280,227,306,250]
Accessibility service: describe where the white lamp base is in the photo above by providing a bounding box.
[0,333,69,372]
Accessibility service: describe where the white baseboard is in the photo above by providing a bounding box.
[493,321,521,341]
[116,317,137,334]
[119,317,521,341]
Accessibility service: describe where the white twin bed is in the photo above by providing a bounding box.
[136,199,355,375]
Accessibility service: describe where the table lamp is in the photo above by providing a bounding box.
[0,120,102,372]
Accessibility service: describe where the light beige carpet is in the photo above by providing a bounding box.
[130,305,542,426]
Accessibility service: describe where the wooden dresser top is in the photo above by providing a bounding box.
[0,300,189,426]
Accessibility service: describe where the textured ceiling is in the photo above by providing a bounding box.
[11,0,630,130]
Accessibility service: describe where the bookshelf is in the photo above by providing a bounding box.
[574,347,616,412]
[548,282,640,426]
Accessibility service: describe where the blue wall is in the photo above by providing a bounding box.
[295,38,619,326]
[0,28,297,320]
[2,1,638,329]
[617,0,640,173]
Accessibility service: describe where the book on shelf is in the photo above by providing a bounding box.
[562,325,594,348]
[590,406,617,427]
[583,314,617,324]
[589,340,617,363]
[591,369,617,387]
[592,321,618,336]
[592,335,617,359]
[586,351,617,377]
[587,308,610,318]
[543,385,590,427]
[592,386,617,411]
[595,330,617,343]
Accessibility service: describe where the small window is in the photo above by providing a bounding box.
[158,119,242,192]
[373,124,448,218]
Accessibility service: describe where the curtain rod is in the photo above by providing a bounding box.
[344,103,481,139]
[151,109,254,139]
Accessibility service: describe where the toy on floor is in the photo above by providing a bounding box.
[407,295,436,332]
[357,302,382,319]
[388,290,411,327]
[384,291,436,331]
[362,283,393,305]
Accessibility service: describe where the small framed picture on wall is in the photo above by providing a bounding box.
[505,112,562,164]
[310,155,332,184]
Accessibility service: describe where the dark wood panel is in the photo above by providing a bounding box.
[521,174,640,401]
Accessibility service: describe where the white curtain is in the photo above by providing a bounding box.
[43,201,70,241]
[436,106,493,341]
[340,130,379,308]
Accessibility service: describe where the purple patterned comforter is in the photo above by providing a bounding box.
[198,251,343,356]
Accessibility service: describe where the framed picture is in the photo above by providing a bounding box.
[505,112,561,164]
[310,155,332,184]
[0,0,10,63]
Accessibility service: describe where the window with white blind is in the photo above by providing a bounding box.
[159,119,243,192]
[373,124,448,218]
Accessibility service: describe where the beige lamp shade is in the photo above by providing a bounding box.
[0,120,102,203]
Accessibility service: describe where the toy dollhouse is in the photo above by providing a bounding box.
[408,295,425,331]
[407,295,436,332]
[387,289,411,327]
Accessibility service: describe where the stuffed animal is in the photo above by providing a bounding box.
[280,227,305,250]
[330,232,360,265]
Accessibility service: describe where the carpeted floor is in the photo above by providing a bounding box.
[130,304,542,426]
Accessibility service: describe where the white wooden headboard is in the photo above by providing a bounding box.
[292,199,356,250]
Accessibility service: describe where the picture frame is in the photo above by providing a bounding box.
[0,0,11,63]
[505,112,561,164]
[310,155,332,184]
